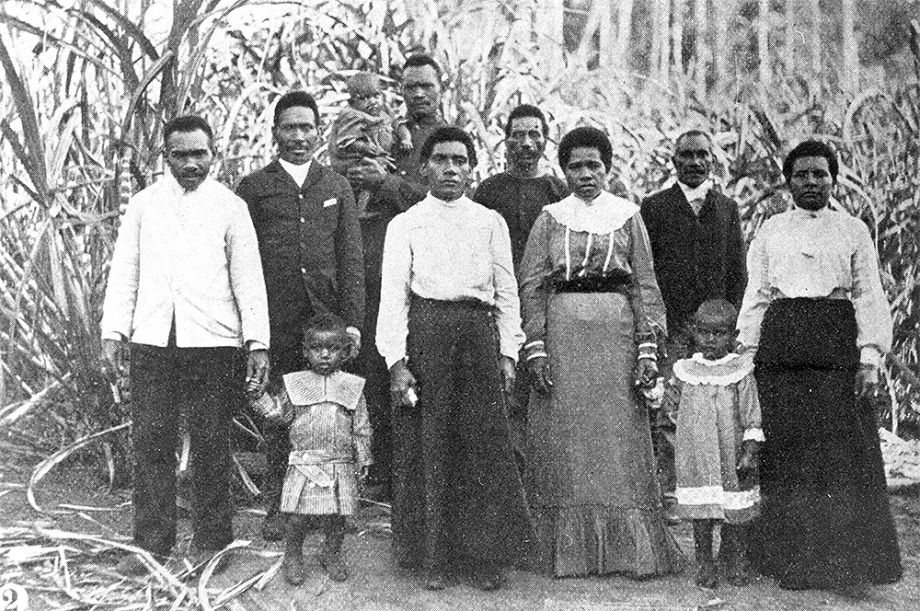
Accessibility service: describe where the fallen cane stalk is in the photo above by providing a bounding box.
[27,422,131,514]
[30,523,188,595]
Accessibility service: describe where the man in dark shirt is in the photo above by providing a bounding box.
[640,129,746,521]
[237,91,365,540]
[344,54,447,496]
[474,104,568,270]
[473,104,567,467]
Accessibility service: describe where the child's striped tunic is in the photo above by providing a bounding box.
[253,370,372,515]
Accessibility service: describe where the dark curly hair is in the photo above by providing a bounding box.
[505,104,549,138]
[782,139,839,184]
[419,126,478,168]
[273,90,320,127]
[558,126,612,172]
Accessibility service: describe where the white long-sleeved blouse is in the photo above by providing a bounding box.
[736,205,892,365]
[375,193,524,368]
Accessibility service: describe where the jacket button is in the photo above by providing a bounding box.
[298,194,304,200]
[300,217,305,223]
[301,267,307,274]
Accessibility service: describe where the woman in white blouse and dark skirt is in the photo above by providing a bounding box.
[519,127,682,578]
[737,140,901,591]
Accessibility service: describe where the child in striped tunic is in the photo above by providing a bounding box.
[665,299,763,589]
[250,313,372,585]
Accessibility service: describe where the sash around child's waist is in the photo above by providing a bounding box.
[289,450,353,465]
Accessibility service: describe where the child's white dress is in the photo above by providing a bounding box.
[670,352,764,524]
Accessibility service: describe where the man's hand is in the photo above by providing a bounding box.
[855,363,880,399]
[528,356,553,394]
[500,356,516,396]
[359,465,371,481]
[389,359,418,408]
[636,357,658,388]
[101,338,127,383]
[346,158,386,191]
[737,440,761,473]
[246,349,270,397]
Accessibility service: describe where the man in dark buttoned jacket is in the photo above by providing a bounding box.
[640,130,746,522]
[237,91,365,540]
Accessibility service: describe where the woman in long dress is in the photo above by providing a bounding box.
[737,140,901,591]
[519,126,682,578]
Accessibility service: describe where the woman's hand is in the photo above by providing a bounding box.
[736,440,761,473]
[635,357,658,388]
[500,356,516,395]
[528,356,553,394]
[389,359,418,408]
[854,363,880,399]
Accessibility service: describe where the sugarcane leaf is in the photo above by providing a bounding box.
[27,421,130,514]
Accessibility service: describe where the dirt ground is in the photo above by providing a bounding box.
[1,451,919,611]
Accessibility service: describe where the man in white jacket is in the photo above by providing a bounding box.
[101,115,270,575]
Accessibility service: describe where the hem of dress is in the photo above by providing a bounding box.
[676,503,759,524]
[530,504,684,578]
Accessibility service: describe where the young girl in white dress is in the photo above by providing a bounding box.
[666,299,763,588]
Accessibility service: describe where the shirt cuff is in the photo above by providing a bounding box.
[524,340,547,361]
[346,327,361,340]
[638,341,658,360]
[743,428,766,443]
[246,340,268,352]
[102,331,126,342]
[860,346,883,368]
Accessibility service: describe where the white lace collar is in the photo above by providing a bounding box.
[674,352,753,386]
[691,352,739,366]
[543,191,639,233]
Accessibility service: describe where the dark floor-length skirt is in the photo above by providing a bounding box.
[751,298,901,588]
[527,292,683,578]
[391,296,533,571]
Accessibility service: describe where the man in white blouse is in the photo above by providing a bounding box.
[101,115,270,575]
[376,126,532,591]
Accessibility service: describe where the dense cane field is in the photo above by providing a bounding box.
[0,1,920,608]
[0,0,919,496]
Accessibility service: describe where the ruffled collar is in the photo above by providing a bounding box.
[674,352,754,386]
[691,352,738,366]
[543,191,639,233]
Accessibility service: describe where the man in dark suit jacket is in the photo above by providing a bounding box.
[640,129,746,521]
[237,91,365,540]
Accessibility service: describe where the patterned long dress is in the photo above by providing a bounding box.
[519,191,682,578]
